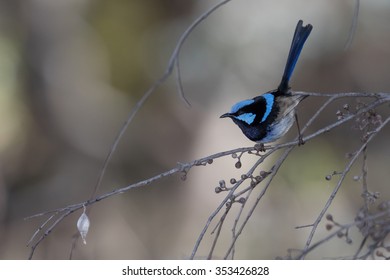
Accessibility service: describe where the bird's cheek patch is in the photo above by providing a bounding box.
[236,113,256,125]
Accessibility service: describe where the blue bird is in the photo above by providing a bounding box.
[221,20,312,144]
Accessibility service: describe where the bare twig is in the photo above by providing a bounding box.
[223,147,293,259]
[90,0,233,199]
[299,116,390,259]
[23,0,389,260]
[207,201,232,260]
[26,92,389,259]
[189,152,271,259]
[230,185,255,260]
[26,145,258,258]
[295,202,390,259]
[67,0,232,259]
[26,213,55,247]
[344,0,360,50]
[190,93,389,259]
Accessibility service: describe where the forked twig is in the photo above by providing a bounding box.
[26,92,389,259]
[90,0,233,199]
[190,93,390,259]
[299,116,390,259]
[24,0,390,258]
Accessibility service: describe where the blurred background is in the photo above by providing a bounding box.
[0,0,389,259]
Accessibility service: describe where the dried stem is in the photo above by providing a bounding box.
[26,92,390,259]
[21,0,389,260]
[90,0,233,199]
[299,116,390,259]
[296,203,390,259]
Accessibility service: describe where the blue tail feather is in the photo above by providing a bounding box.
[278,20,312,93]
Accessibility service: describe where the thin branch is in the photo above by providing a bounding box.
[25,0,237,259]
[293,91,388,99]
[207,201,232,260]
[90,0,233,199]
[22,0,388,260]
[230,185,255,259]
[299,116,390,259]
[26,213,56,247]
[192,94,389,259]
[296,204,390,259]
[344,0,360,50]
[26,146,255,221]
[175,51,191,107]
[223,147,294,259]
[361,146,371,208]
[28,210,74,260]
[301,96,388,143]
[26,92,390,259]
[220,95,388,258]
[27,144,265,259]
[353,235,368,259]
[189,146,278,259]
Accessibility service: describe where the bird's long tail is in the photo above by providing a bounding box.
[278,20,312,93]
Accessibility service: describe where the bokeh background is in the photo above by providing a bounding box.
[0,0,389,259]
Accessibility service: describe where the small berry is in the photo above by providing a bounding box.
[376,251,384,257]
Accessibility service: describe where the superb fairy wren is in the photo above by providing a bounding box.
[221,20,312,144]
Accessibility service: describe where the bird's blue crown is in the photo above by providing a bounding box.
[229,93,275,125]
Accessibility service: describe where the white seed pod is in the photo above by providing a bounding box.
[77,210,90,245]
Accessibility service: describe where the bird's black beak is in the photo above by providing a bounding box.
[220,113,232,119]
